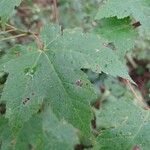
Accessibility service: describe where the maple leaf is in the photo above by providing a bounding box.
[0,24,131,136]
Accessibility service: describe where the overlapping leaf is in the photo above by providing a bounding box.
[95,0,150,34]
[0,0,23,24]
[0,44,37,66]
[95,79,150,150]
[94,17,138,59]
[0,108,79,150]
[0,117,15,150]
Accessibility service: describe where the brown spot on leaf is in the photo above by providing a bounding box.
[23,97,30,105]
[100,85,105,93]
[91,115,96,129]
[75,144,93,150]
[132,145,141,150]
[93,100,101,109]
[132,21,141,28]
[0,103,6,115]
[75,144,84,150]
[61,25,64,35]
[75,79,83,87]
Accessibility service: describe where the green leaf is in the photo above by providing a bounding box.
[0,44,37,67]
[94,17,138,59]
[42,105,79,150]
[41,24,131,80]
[15,110,79,150]
[95,82,150,150]
[95,0,150,34]
[0,117,12,150]
[1,50,95,135]
[0,109,79,150]
[0,0,23,24]
[0,24,131,136]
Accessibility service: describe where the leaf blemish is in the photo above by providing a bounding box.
[24,65,39,77]
[23,97,30,105]
[103,43,108,47]
[75,79,83,87]
[132,145,141,150]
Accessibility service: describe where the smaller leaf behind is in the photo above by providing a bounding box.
[95,79,150,150]
[94,17,138,60]
[0,108,79,150]
[95,0,150,37]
